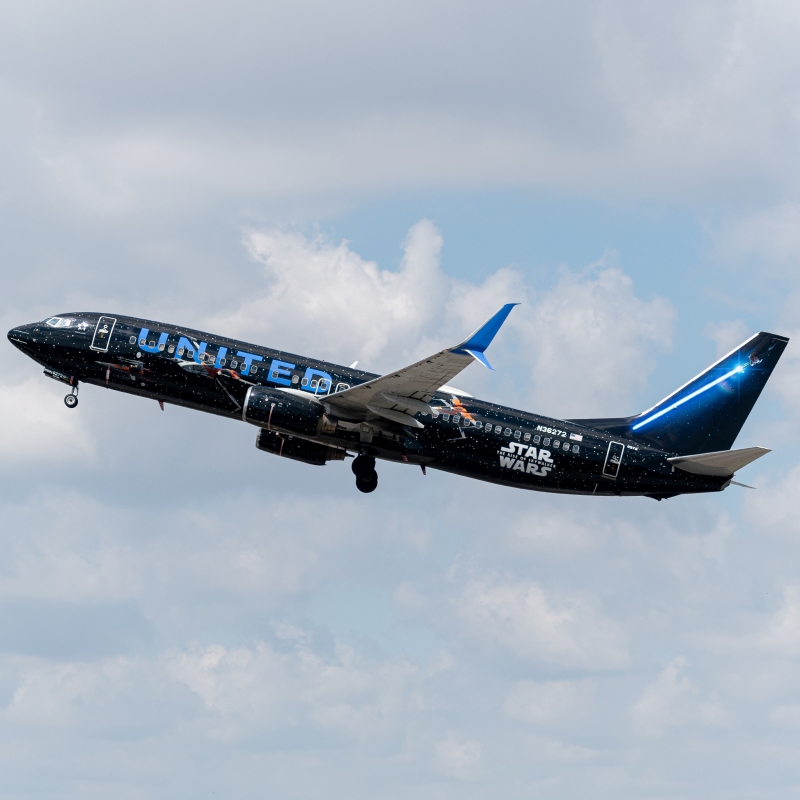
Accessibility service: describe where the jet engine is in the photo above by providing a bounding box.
[255,429,345,466]
[243,386,324,437]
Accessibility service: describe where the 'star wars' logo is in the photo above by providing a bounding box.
[499,442,554,477]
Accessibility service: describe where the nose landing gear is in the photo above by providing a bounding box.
[352,455,378,493]
[64,382,79,409]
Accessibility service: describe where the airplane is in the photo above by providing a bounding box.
[7,307,789,499]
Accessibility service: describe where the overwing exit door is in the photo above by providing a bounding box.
[602,441,625,479]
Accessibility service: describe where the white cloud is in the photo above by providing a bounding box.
[433,732,482,780]
[514,261,674,417]
[456,577,629,670]
[755,588,800,660]
[0,379,94,464]
[744,466,800,537]
[206,222,673,417]
[631,656,732,737]
[209,219,450,368]
[703,320,751,359]
[166,635,422,743]
[3,0,798,217]
[714,204,800,269]
[770,703,800,728]
[504,679,596,727]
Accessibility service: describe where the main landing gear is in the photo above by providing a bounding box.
[352,455,378,493]
[64,383,79,409]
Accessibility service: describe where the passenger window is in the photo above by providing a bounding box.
[310,379,318,388]
[219,359,225,366]
[168,345,175,354]
[554,440,560,448]
[543,438,550,445]
[335,382,349,392]
[572,445,579,453]
[272,371,279,378]
[177,348,184,357]
[453,414,461,424]
[504,428,512,436]
[514,431,521,439]
[523,433,531,441]
[139,338,146,346]
[475,421,483,429]
[230,359,237,368]
[129,336,136,344]
[563,442,570,450]
[148,340,155,348]
[292,376,300,385]
[188,349,195,358]
[301,378,308,386]
[495,425,502,434]
[442,413,450,421]
[533,435,541,444]
[158,343,165,351]
[251,365,258,374]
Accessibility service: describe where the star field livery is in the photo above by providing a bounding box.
[7,309,789,498]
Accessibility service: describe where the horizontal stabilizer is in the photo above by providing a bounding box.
[667,446,770,477]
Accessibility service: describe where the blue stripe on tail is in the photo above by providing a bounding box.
[571,332,789,455]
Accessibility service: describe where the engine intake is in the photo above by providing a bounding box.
[256,429,345,466]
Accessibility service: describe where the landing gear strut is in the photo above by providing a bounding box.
[64,382,79,409]
[352,455,378,493]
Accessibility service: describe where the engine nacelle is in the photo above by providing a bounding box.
[255,429,345,466]
[243,386,323,436]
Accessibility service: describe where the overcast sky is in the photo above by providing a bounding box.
[2,1,800,797]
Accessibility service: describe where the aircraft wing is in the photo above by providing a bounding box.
[326,303,517,426]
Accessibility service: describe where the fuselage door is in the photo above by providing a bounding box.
[90,316,117,352]
[602,441,625,479]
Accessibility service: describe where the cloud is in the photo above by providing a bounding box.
[2,0,799,218]
[455,577,630,670]
[166,632,425,745]
[510,260,674,416]
[703,320,751,358]
[209,219,450,367]
[714,204,800,270]
[504,679,596,726]
[207,222,673,417]
[744,466,800,537]
[631,656,732,738]
[433,733,483,780]
[0,379,94,464]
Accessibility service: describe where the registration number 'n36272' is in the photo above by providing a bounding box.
[536,425,567,438]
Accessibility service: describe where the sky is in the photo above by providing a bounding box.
[2,1,800,797]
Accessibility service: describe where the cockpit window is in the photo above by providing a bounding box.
[45,317,75,328]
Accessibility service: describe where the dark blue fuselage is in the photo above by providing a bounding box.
[7,313,732,498]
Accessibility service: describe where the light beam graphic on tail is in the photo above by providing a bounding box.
[632,364,746,431]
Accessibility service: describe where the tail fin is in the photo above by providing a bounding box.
[571,332,789,455]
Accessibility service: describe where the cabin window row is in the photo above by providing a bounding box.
[434,412,580,453]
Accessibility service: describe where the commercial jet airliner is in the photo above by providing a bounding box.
[7,307,788,498]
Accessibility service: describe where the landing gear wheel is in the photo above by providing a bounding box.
[351,455,376,479]
[64,394,78,409]
[356,472,378,493]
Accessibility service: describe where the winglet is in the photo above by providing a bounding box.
[451,303,518,370]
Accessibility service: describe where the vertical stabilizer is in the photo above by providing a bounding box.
[571,332,789,455]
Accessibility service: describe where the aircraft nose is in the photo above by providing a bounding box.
[7,323,36,351]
